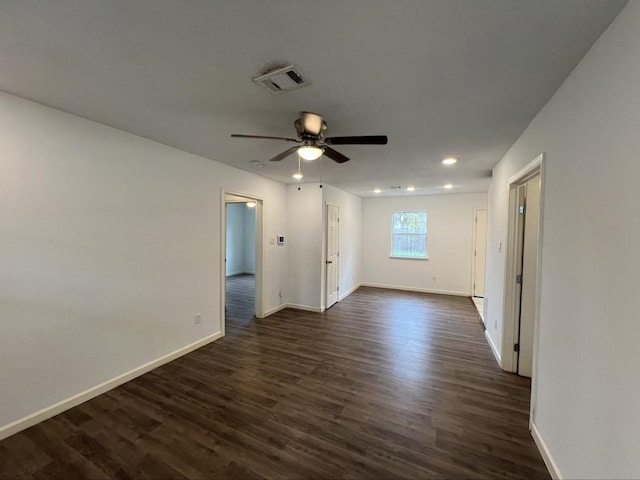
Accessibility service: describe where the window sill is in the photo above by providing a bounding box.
[389,255,429,260]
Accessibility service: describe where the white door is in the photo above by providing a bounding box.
[325,204,339,309]
[473,209,487,297]
[517,175,541,378]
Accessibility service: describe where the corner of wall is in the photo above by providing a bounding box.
[531,422,562,479]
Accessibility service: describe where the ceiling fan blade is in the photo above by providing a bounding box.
[324,135,388,145]
[300,112,324,136]
[323,146,350,164]
[231,134,299,142]
[269,146,299,162]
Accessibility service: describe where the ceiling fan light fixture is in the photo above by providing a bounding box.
[298,146,323,160]
[442,157,458,165]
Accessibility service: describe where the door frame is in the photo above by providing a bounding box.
[220,189,265,337]
[470,206,488,299]
[324,202,339,309]
[501,153,546,426]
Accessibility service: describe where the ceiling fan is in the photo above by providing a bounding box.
[231,112,388,164]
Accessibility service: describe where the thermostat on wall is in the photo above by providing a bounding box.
[277,235,285,245]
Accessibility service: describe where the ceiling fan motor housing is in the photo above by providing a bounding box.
[295,112,327,138]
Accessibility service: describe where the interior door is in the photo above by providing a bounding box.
[325,204,339,309]
[517,175,541,378]
[473,208,487,297]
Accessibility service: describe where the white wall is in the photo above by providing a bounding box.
[0,92,288,433]
[362,193,487,295]
[243,206,255,273]
[286,183,323,310]
[225,203,255,276]
[225,203,244,275]
[322,185,363,306]
[484,3,640,477]
[286,183,363,311]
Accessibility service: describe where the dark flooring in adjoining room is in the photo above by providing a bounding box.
[0,287,550,479]
[225,273,256,325]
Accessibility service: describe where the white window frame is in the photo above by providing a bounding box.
[390,211,428,260]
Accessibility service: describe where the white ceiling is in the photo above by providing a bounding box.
[0,0,626,197]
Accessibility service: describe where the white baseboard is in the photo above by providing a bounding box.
[485,330,501,366]
[0,332,222,441]
[287,303,323,313]
[531,421,562,479]
[339,283,361,301]
[361,282,469,297]
[263,303,288,317]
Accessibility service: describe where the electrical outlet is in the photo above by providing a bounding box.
[195,313,202,325]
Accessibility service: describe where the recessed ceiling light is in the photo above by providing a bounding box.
[442,157,458,165]
[407,186,416,191]
[374,188,382,193]
[444,184,453,189]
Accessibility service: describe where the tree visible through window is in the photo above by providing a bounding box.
[391,211,428,258]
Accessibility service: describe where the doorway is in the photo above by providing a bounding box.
[221,191,264,336]
[502,153,545,387]
[514,176,541,377]
[325,203,339,309]
[471,207,488,323]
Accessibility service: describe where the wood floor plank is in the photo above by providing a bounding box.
[0,281,550,479]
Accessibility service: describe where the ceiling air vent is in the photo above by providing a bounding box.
[253,65,310,94]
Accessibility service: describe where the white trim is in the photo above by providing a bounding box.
[485,330,501,365]
[531,422,562,480]
[268,289,363,316]
[508,155,543,185]
[287,303,324,313]
[388,255,429,260]
[0,332,222,441]
[225,270,249,278]
[339,283,361,301]
[529,156,547,427]
[263,303,288,317]
[361,282,468,297]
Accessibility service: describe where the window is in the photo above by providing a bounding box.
[391,211,428,258]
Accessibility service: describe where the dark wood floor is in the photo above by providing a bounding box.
[0,287,550,479]
[225,273,255,324]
